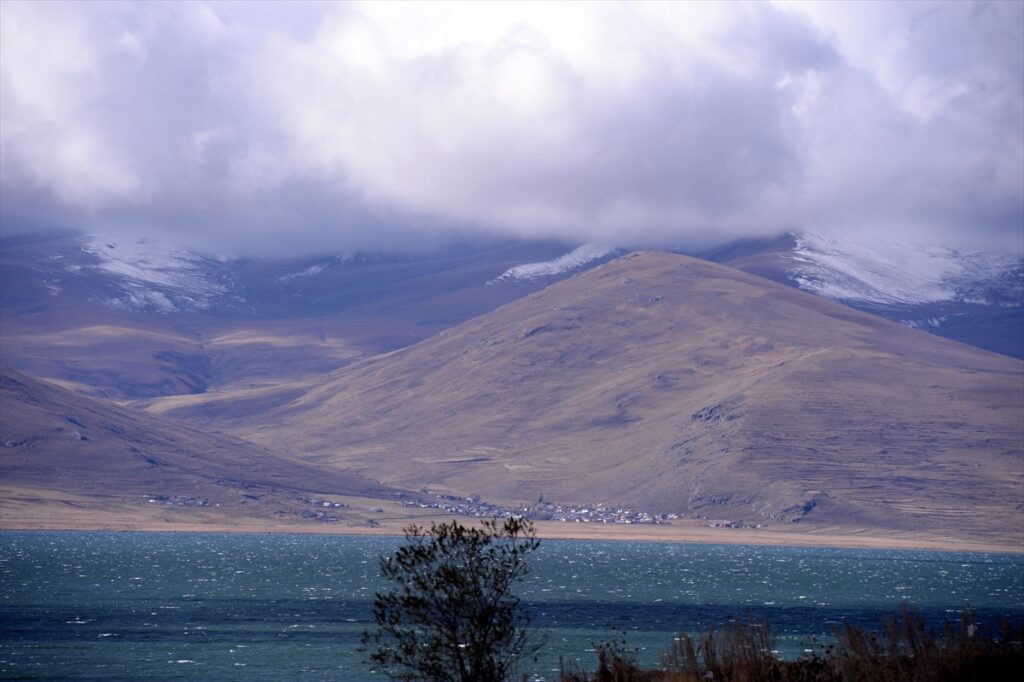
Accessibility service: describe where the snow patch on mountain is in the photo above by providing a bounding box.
[80,237,237,313]
[276,254,352,281]
[789,233,1022,307]
[278,263,329,281]
[902,316,946,330]
[491,244,614,283]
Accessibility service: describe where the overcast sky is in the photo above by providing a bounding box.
[1,1,1021,255]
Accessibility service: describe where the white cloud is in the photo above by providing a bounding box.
[1,0,1020,254]
[0,2,142,208]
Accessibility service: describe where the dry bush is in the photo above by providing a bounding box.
[559,605,1023,682]
[829,604,1023,682]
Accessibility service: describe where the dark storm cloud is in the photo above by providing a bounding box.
[1,1,1021,255]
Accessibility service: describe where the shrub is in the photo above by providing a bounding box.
[362,517,541,682]
[560,605,1023,682]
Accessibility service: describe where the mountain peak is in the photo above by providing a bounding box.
[177,250,1021,544]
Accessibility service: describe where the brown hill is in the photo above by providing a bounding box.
[0,366,397,529]
[0,233,597,401]
[171,252,1023,544]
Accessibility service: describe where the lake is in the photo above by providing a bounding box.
[1,531,1021,680]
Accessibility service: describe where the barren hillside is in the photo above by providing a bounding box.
[167,252,1022,544]
[0,366,398,529]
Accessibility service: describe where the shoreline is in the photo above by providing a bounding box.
[3,517,1020,555]
[4,486,1018,554]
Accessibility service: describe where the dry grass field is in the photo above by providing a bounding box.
[155,252,1021,546]
[3,251,1021,550]
[0,366,400,530]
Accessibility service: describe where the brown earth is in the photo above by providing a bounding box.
[0,234,581,401]
[152,252,1023,547]
[3,495,1018,554]
[0,314,368,401]
[0,366,402,530]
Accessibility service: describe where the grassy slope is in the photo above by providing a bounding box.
[158,252,1022,545]
[0,366,399,530]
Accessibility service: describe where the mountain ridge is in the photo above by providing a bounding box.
[0,365,402,530]
[705,233,1023,358]
[157,251,1021,544]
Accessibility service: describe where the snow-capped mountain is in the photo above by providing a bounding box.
[80,238,243,313]
[2,232,610,399]
[12,234,617,320]
[789,233,1022,308]
[26,235,618,317]
[490,244,617,283]
[276,259,345,282]
[1,230,610,337]
[3,228,1019,408]
[705,232,1023,359]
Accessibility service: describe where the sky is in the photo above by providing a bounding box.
[1,0,1021,256]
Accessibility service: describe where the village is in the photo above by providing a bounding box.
[400,493,674,525]
[143,491,762,530]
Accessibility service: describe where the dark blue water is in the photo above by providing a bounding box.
[1,532,1021,680]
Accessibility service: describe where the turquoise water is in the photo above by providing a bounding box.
[1,532,1021,680]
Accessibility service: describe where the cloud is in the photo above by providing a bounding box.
[1,0,1021,255]
[0,2,141,209]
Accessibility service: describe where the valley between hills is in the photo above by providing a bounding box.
[2,244,1021,552]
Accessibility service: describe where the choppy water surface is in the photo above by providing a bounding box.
[1,532,1021,680]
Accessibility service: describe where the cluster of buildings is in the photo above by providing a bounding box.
[301,496,348,509]
[298,497,350,522]
[299,508,343,522]
[399,493,672,525]
[535,502,670,525]
[145,494,210,507]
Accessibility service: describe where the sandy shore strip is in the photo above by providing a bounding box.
[3,485,1019,553]
[2,511,1020,555]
